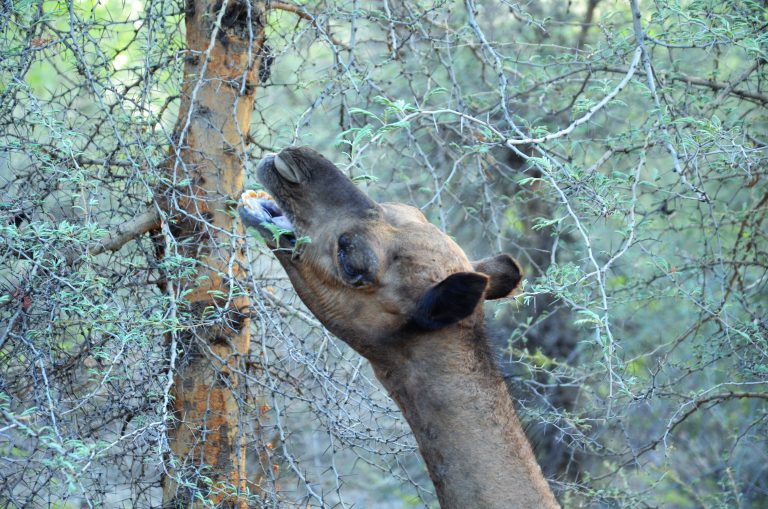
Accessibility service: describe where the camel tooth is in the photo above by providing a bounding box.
[241,189,274,208]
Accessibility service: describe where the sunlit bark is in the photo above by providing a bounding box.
[161,1,265,506]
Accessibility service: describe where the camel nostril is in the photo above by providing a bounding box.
[274,153,301,183]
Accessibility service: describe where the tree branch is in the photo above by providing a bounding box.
[593,391,768,481]
[629,0,709,202]
[89,209,161,257]
[596,65,768,106]
[576,0,600,49]
[267,2,348,49]
[504,47,642,146]
[65,209,161,264]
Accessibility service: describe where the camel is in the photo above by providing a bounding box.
[239,147,560,509]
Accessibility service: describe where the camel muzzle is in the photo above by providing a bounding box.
[240,146,379,253]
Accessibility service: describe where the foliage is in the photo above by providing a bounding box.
[1,0,766,507]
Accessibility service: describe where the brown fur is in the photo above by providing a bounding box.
[241,147,560,509]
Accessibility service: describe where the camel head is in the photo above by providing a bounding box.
[239,147,523,358]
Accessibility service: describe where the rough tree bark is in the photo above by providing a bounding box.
[161,1,266,506]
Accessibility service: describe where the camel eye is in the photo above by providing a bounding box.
[337,233,377,286]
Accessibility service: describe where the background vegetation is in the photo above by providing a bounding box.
[1,0,766,507]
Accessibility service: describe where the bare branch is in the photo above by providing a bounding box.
[65,209,160,264]
[267,2,348,49]
[597,64,768,106]
[89,209,161,257]
[504,48,642,146]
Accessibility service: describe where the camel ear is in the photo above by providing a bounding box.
[410,272,489,331]
[472,254,523,300]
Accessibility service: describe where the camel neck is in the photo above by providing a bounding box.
[372,326,560,509]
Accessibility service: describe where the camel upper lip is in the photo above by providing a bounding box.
[258,155,298,221]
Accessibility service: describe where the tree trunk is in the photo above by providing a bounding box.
[161,1,265,506]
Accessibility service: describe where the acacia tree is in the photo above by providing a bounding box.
[158,1,263,506]
[1,1,767,508]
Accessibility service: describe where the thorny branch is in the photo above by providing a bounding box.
[1,1,766,507]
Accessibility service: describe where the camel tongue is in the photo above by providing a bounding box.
[270,213,293,231]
